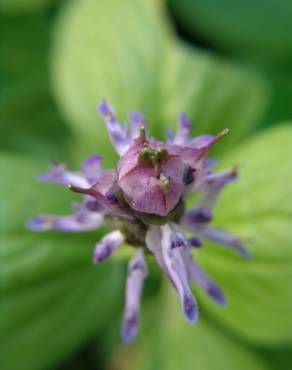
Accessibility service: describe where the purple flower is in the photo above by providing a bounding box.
[28,101,250,343]
[121,248,148,343]
[93,230,124,263]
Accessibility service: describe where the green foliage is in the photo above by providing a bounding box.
[1,154,73,233]
[159,43,266,154]
[141,291,267,370]
[195,126,292,345]
[0,154,124,370]
[51,0,267,165]
[2,0,292,369]
[259,66,292,128]
[168,0,292,62]
[112,290,267,370]
[0,0,53,14]
[0,14,71,159]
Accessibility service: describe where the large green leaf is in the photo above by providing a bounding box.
[0,153,124,370]
[0,14,71,159]
[1,153,73,233]
[159,43,266,154]
[51,0,266,166]
[168,0,292,62]
[195,125,292,345]
[157,291,267,370]
[259,66,292,128]
[113,289,267,370]
[0,0,52,14]
[0,235,124,370]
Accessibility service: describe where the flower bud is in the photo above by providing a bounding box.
[117,137,186,216]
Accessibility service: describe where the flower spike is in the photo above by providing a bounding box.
[29,101,251,343]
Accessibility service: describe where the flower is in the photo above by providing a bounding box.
[27,101,250,344]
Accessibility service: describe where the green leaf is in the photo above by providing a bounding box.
[0,0,52,14]
[159,293,267,370]
[0,235,124,370]
[0,153,73,233]
[159,43,266,154]
[0,13,71,159]
[259,66,292,128]
[117,289,267,370]
[261,345,292,370]
[0,153,124,370]
[195,125,292,345]
[51,0,267,166]
[168,0,292,62]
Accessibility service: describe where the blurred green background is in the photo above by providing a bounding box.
[1,1,292,369]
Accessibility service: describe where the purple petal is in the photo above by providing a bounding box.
[93,230,124,263]
[202,168,238,193]
[169,229,187,249]
[166,144,203,169]
[145,226,169,275]
[161,223,199,324]
[204,158,218,172]
[38,163,89,188]
[121,312,139,345]
[84,196,106,213]
[166,126,175,143]
[187,236,203,248]
[199,227,251,259]
[82,155,102,185]
[186,129,229,166]
[206,283,227,305]
[146,226,182,290]
[187,256,226,305]
[172,112,192,145]
[183,293,198,323]
[185,207,213,224]
[68,170,116,207]
[27,216,55,231]
[121,248,148,344]
[98,100,114,117]
[69,170,135,220]
[27,210,103,232]
[130,111,147,140]
[97,101,131,156]
[179,112,192,130]
[189,134,214,149]
[169,129,228,173]
[192,167,238,209]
